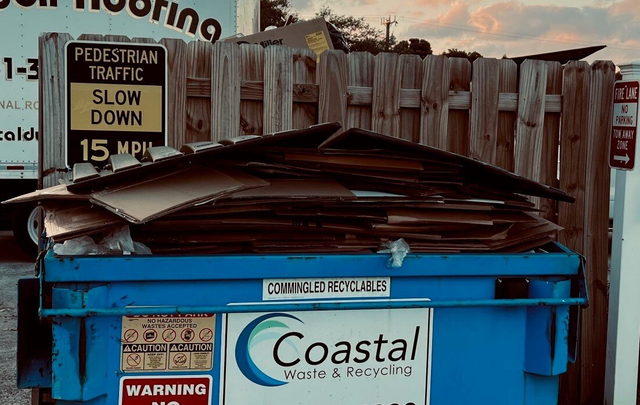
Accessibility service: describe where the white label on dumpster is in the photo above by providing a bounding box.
[262,277,391,300]
[120,314,215,372]
[220,308,433,405]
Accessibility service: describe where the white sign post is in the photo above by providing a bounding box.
[605,62,640,405]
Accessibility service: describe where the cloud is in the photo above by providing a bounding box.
[399,0,640,62]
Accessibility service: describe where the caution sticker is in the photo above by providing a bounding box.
[121,314,215,372]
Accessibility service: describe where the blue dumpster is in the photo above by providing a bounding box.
[19,242,587,405]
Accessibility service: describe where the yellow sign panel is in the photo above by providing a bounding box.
[70,83,162,132]
[305,31,330,60]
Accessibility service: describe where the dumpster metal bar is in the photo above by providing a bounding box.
[39,296,588,318]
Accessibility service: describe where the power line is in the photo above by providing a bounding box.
[381,16,397,51]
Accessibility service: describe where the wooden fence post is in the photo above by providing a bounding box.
[447,57,471,156]
[372,52,402,137]
[186,41,213,143]
[515,59,548,204]
[540,62,563,223]
[581,60,615,404]
[239,44,265,135]
[346,52,374,131]
[497,59,517,172]
[420,55,449,148]
[292,48,317,129]
[160,39,187,149]
[398,54,422,142]
[470,58,500,164]
[211,42,241,141]
[264,46,293,133]
[558,60,591,405]
[318,50,348,131]
[39,32,73,189]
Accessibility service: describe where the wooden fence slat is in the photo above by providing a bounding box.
[470,58,500,164]
[581,60,615,405]
[447,58,471,156]
[292,48,317,129]
[186,41,213,143]
[497,59,518,171]
[264,46,293,133]
[211,42,241,141]
[540,61,563,222]
[77,34,104,41]
[558,60,591,405]
[420,55,449,148]
[347,52,374,130]
[399,54,422,142]
[239,44,265,135]
[131,37,157,44]
[160,38,187,149]
[372,53,402,137]
[103,35,129,42]
[39,32,73,189]
[558,61,591,251]
[515,60,548,191]
[318,50,348,131]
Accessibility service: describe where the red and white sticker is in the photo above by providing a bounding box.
[119,375,212,405]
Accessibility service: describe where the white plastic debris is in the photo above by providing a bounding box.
[53,235,106,256]
[378,238,411,268]
[52,226,152,255]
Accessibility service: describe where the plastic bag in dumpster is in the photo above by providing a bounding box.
[378,238,411,268]
[53,226,151,255]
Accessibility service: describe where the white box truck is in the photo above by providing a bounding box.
[0,0,259,256]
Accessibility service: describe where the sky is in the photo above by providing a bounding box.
[290,0,640,65]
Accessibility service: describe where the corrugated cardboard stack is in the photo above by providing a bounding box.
[6,123,572,254]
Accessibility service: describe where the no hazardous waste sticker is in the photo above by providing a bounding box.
[120,314,215,373]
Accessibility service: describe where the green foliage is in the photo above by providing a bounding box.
[443,48,483,62]
[316,7,387,54]
[393,38,433,58]
[260,0,298,31]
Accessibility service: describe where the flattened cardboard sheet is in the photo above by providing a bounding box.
[91,166,244,223]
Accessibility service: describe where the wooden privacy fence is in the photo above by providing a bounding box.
[39,33,615,405]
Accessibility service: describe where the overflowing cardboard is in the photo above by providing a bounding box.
[4,123,573,255]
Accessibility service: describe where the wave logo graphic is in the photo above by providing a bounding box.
[235,313,303,387]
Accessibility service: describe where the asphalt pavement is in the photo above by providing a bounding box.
[0,230,35,404]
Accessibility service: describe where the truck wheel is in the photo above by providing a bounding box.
[12,204,41,259]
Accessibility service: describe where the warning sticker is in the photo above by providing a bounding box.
[119,375,212,405]
[120,314,215,373]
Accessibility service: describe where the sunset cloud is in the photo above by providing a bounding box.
[290,0,640,63]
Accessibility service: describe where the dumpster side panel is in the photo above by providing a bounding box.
[524,279,571,376]
[41,252,585,405]
[430,307,527,404]
[524,374,560,405]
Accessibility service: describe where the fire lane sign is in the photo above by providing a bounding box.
[610,80,640,170]
[65,41,167,167]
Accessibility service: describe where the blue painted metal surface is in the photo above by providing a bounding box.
[22,243,587,405]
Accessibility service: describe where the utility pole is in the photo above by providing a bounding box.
[381,16,397,51]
